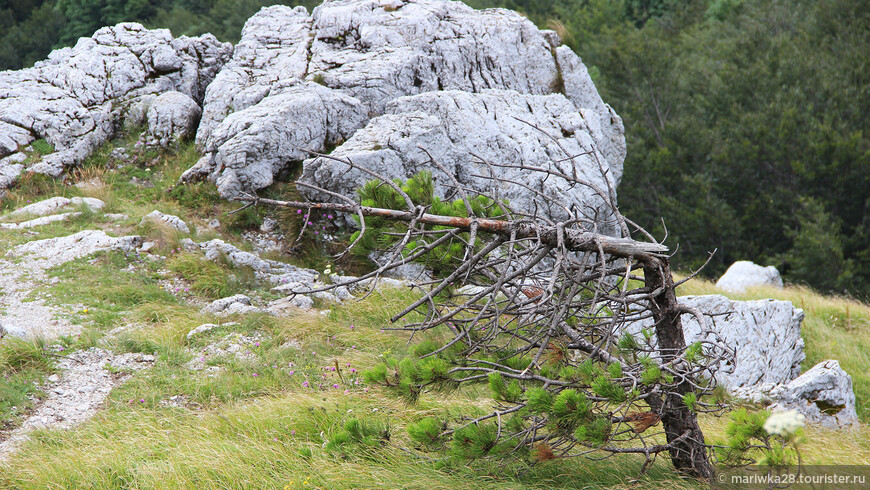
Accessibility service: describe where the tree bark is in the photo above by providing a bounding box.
[643,258,714,480]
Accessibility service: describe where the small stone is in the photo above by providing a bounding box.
[179,238,199,251]
[47,374,60,383]
[141,210,190,234]
[260,216,278,233]
[187,323,220,339]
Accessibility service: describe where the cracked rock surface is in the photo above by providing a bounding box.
[0,23,231,187]
[624,294,806,394]
[186,0,625,224]
[140,91,203,148]
[9,230,142,270]
[301,89,620,224]
[770,360,859,428]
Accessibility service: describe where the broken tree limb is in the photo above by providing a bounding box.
[231,195,669,258]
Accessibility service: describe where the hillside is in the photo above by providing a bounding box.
[0,0,868,486]
[0,136,866,487]
[4,0,868,296]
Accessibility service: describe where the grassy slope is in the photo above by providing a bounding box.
[0,137,868,488]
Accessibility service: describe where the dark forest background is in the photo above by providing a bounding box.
[2,0,868,297]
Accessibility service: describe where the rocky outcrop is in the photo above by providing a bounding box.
[9,230,142,268]
[769,360,859,428]
[5,196,105,219]
[202,294,264,316]
[0,23,231,187]
[638,295,806,392]
[196,238,319,285]
[716,260,784,293]
[626,294,861,427]
[185,0,625,223]
[300,89,619,223]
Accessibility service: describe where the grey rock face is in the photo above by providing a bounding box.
[625,294,860,427]
[677,295,805,391]
[188,0,625,217]
[770,360,859,428]
[716,260,784,293]
[300,90,619,223]
[623,294,805,393]
[0,23,231,187]
[185,82,366,196]
[141,91,202,147]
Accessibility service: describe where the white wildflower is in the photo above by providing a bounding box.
[763,410,806,437]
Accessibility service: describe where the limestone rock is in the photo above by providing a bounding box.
[0,122,32,159]
[0,155,26,188]
[267,295,315,314]
[716,260,784,293]
[187,323,219,339]
[679,295,804,391]
[184,82,366,197]
[186,322,239,339]
[770,360,858,428]
[6,196,105,220]
[197,238,319,284]
[369,251,432,283]
[189,1,625,211]
[0,212,80,229]
[141,91,202,147]
[141,210,191,234]
[0,23,231,187]
[623,294,804,395]
[8,230,142,268]
[300,90,619,224]
[201,294,264,316]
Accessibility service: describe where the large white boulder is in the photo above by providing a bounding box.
[623,294,805,394]
[770,360,859,428]
[0,23,231,187]
[299,89,618,224]
[677,295,805,391]
[716,260,784,293]
[186,0,625,221]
